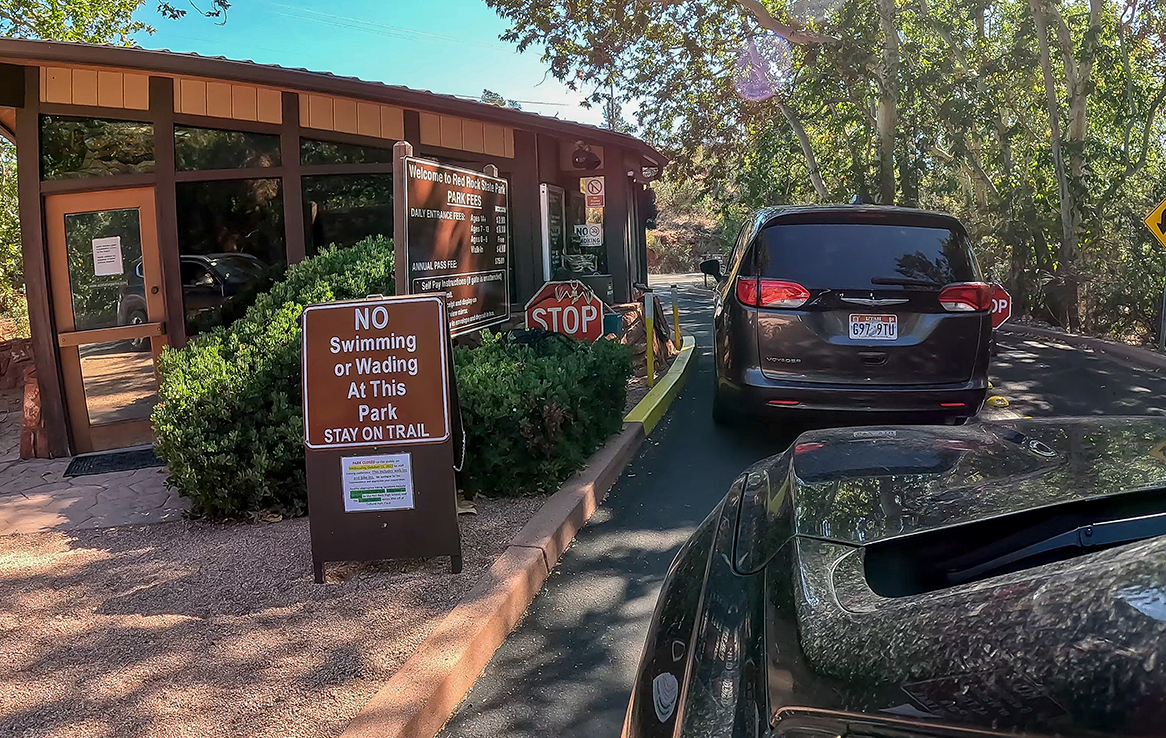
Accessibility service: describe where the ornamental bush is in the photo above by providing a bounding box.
[455,330,632,497]
[153,236,396,517]
[153,236,633,517]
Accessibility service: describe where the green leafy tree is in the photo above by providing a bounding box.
[0,0,229,44]
[0,0,232,337]
[488,0,1166,341]
[480,88,523,109]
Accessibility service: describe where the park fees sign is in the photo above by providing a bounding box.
[302,295,450,449]
[400,156,510,337]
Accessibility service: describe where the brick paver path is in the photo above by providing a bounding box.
[0,388,188,535]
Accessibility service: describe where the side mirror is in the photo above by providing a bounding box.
[699,258,723,281]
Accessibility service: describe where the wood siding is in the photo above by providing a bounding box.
[41,66,149,110]
[419,111,514,158]
[298,93,404,141]
[173,76,281,123]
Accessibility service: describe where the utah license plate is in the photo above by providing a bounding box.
[849,314,897,340]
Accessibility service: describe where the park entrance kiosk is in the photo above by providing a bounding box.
[0,39,665,457]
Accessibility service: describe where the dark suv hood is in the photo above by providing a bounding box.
[751,418,1166,737]
[789,418,1166,546]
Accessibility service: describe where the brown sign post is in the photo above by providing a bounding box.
[393,141,510,337]
[302,294,461,582]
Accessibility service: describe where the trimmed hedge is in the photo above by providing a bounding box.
[456,331,631,497]
[153,236,632,517]
[153,236,396,517]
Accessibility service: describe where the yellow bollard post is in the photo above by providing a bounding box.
[671,284,680,348]
[645,290,655,389]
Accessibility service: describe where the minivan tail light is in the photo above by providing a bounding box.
[938,282,993,312]
[735,276,759,306]
[758,279,810,308]
[736,277,811,308]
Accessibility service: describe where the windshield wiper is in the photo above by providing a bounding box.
[946,511,1166,586]
[871,277,942,288]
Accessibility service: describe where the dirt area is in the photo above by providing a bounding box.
[0,495,546,738]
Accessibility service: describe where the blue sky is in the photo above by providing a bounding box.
[130,0,607,126]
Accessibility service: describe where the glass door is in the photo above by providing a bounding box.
[44,188,167,453]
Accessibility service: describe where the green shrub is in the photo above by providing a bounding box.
[153,236,396,517]
[455,331,632,497]
[154,235,633,517]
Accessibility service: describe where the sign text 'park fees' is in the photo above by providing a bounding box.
[302,296,451,449]
[404,157,510,337]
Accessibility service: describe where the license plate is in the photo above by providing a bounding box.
[849,314,898,340]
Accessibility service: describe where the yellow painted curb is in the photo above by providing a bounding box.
[624,335,697,435]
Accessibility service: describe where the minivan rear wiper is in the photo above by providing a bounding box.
[871,277,942,288]
[946,510,1166,586]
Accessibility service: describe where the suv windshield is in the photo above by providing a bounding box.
[756,223,977,290]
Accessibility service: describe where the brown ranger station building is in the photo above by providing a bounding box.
[0,39,666,458]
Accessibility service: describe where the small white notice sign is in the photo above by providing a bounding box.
[91,236,124,277]
[340,453,415,513]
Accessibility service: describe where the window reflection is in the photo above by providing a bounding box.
[300,138,394,165]
[41,115,155,180]
[175,179,285,335]
[63,208,144,332]
[174,126,281,171]
[302,174,393,256]
[78,339,158,425]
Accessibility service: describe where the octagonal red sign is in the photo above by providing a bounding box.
[991,283,1012,329]
[524,280,604,342]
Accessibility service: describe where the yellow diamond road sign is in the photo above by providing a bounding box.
[1145,198,1166,249]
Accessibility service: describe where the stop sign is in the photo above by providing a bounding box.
[524,280,604,342]
[990,283,1012,329]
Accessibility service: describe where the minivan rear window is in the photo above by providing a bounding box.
[755,223,976,289]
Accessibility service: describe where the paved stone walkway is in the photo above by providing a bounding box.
[0,388,188,536]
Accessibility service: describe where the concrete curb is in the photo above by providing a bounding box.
[1000,323,1166,372]
[624,334,698,435]
[340,335,697,738]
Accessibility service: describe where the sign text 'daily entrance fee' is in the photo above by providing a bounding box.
[404,157,509,337]
[302,295,450,449]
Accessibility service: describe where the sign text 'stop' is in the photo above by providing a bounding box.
[302,295,450,450]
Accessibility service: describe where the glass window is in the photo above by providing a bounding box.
[174,126,281,171]
[63,207,144,331]
[302,173,393,256]
[756,223,977,289]
[78,339,159,425]
[557,184,608,278]
[175,179,285,335]
[40,115,154,180]
[300,138,393,165]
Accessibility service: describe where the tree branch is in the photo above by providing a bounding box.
[776,97,830,198]
[646,0,838,43]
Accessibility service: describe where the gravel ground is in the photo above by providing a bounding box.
[0,496,546,738]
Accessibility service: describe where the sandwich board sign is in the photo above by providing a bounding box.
[301,294,461,582]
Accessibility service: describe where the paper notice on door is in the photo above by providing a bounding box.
[340,453,415,512]
[91,237,123,276]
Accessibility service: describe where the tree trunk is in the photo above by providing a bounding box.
[777,98,829,200]
[876,0,898,204]
[1028,0,1078,329]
